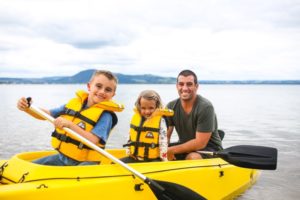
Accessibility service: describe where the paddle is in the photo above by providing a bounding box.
[27,100,206,200]
[198,145,277,170]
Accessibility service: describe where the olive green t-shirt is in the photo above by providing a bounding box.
[167,95,222,150]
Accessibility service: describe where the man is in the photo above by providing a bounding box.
[166,69,222,160]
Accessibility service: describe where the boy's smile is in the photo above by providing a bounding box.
[87,74,116,106]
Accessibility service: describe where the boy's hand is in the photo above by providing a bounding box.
[54,117,71,129]
[17,97,31,111]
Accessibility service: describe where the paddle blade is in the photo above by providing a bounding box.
[146,178,206,200]
[217,145,277,170]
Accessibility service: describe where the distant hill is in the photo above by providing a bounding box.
[0,69,177,84]
[0,69,299,84]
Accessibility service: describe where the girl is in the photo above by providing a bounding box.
[121,90,173,163]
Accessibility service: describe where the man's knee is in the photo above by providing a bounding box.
[185,152,202,160]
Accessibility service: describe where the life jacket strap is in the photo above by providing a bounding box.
[125,141,159,161]
[123,141,159,149]
[130,124,160,132]
[60,108,97,126]
[52,131,93,150]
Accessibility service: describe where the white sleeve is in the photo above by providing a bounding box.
[159,118,168,161]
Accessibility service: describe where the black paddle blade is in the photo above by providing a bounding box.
[146,178,206,200]
[217,145,277,170]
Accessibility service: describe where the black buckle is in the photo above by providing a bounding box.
[78,143,84,149]
[65,108,78,117]
[150,143,156,149]
[58,134,68,142]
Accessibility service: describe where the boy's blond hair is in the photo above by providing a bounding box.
[89,70,118,90]
[135,90,163,112]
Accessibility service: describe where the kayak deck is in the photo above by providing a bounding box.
[0,149,260,200]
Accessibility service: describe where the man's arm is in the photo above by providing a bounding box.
[166,126,174,144]
[167,131,212,158]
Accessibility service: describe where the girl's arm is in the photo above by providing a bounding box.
[159,118,168,161]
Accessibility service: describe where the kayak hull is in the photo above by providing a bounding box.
[0,149,260,200]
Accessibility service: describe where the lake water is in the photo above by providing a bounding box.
[1,84,300,199]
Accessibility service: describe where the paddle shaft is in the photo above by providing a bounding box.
[28,103,208,200]
[28,105,151,184]
[197,151,214,156]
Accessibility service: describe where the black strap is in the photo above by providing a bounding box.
[218,129,225,141]
[106,111,118,128]
[130,124,160,132]
[123,141,158,149]
[125,141,160,161]
[52,131,93,150]
[60,108,97,126]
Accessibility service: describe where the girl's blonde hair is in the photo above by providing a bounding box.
[135,90,163,111]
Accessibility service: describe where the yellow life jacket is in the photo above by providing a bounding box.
[125,108,173,161]
[51,90,124,162]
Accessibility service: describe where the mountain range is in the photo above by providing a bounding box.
[0,69,177,84]
[0,69,299,84]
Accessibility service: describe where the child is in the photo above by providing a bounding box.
[121,90,173,163]
[17,70,124,166]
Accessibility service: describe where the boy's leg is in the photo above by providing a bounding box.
[78,161,99,165]
[120,156,138,163]
[32,154,65,166]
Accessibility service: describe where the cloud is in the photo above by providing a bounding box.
[0,0,300,79]
[34,21,136,49]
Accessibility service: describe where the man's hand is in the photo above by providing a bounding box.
[167,146,176,161]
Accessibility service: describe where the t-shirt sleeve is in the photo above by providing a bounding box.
[196,106,216,132]
[91,112,113,145]
[166,102,175,126]
[49,104,66,117]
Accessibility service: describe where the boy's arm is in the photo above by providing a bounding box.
[54,117,101,144]
[55,112,113,145]
[17,97,50,120]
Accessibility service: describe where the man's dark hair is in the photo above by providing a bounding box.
[177,69,198,84]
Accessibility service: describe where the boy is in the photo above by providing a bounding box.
[17,70,124,166]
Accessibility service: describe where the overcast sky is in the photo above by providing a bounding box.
[0,0,299,80]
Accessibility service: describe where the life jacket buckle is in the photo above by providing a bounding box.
[65,108,78,117]
[58,134,68,142]
[78,143,84,149]
[150,143,156,149]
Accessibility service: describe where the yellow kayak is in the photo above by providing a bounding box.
[0,105,276,200]
[0,149,260,200]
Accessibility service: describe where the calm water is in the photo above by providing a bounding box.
[1,84,300,199]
